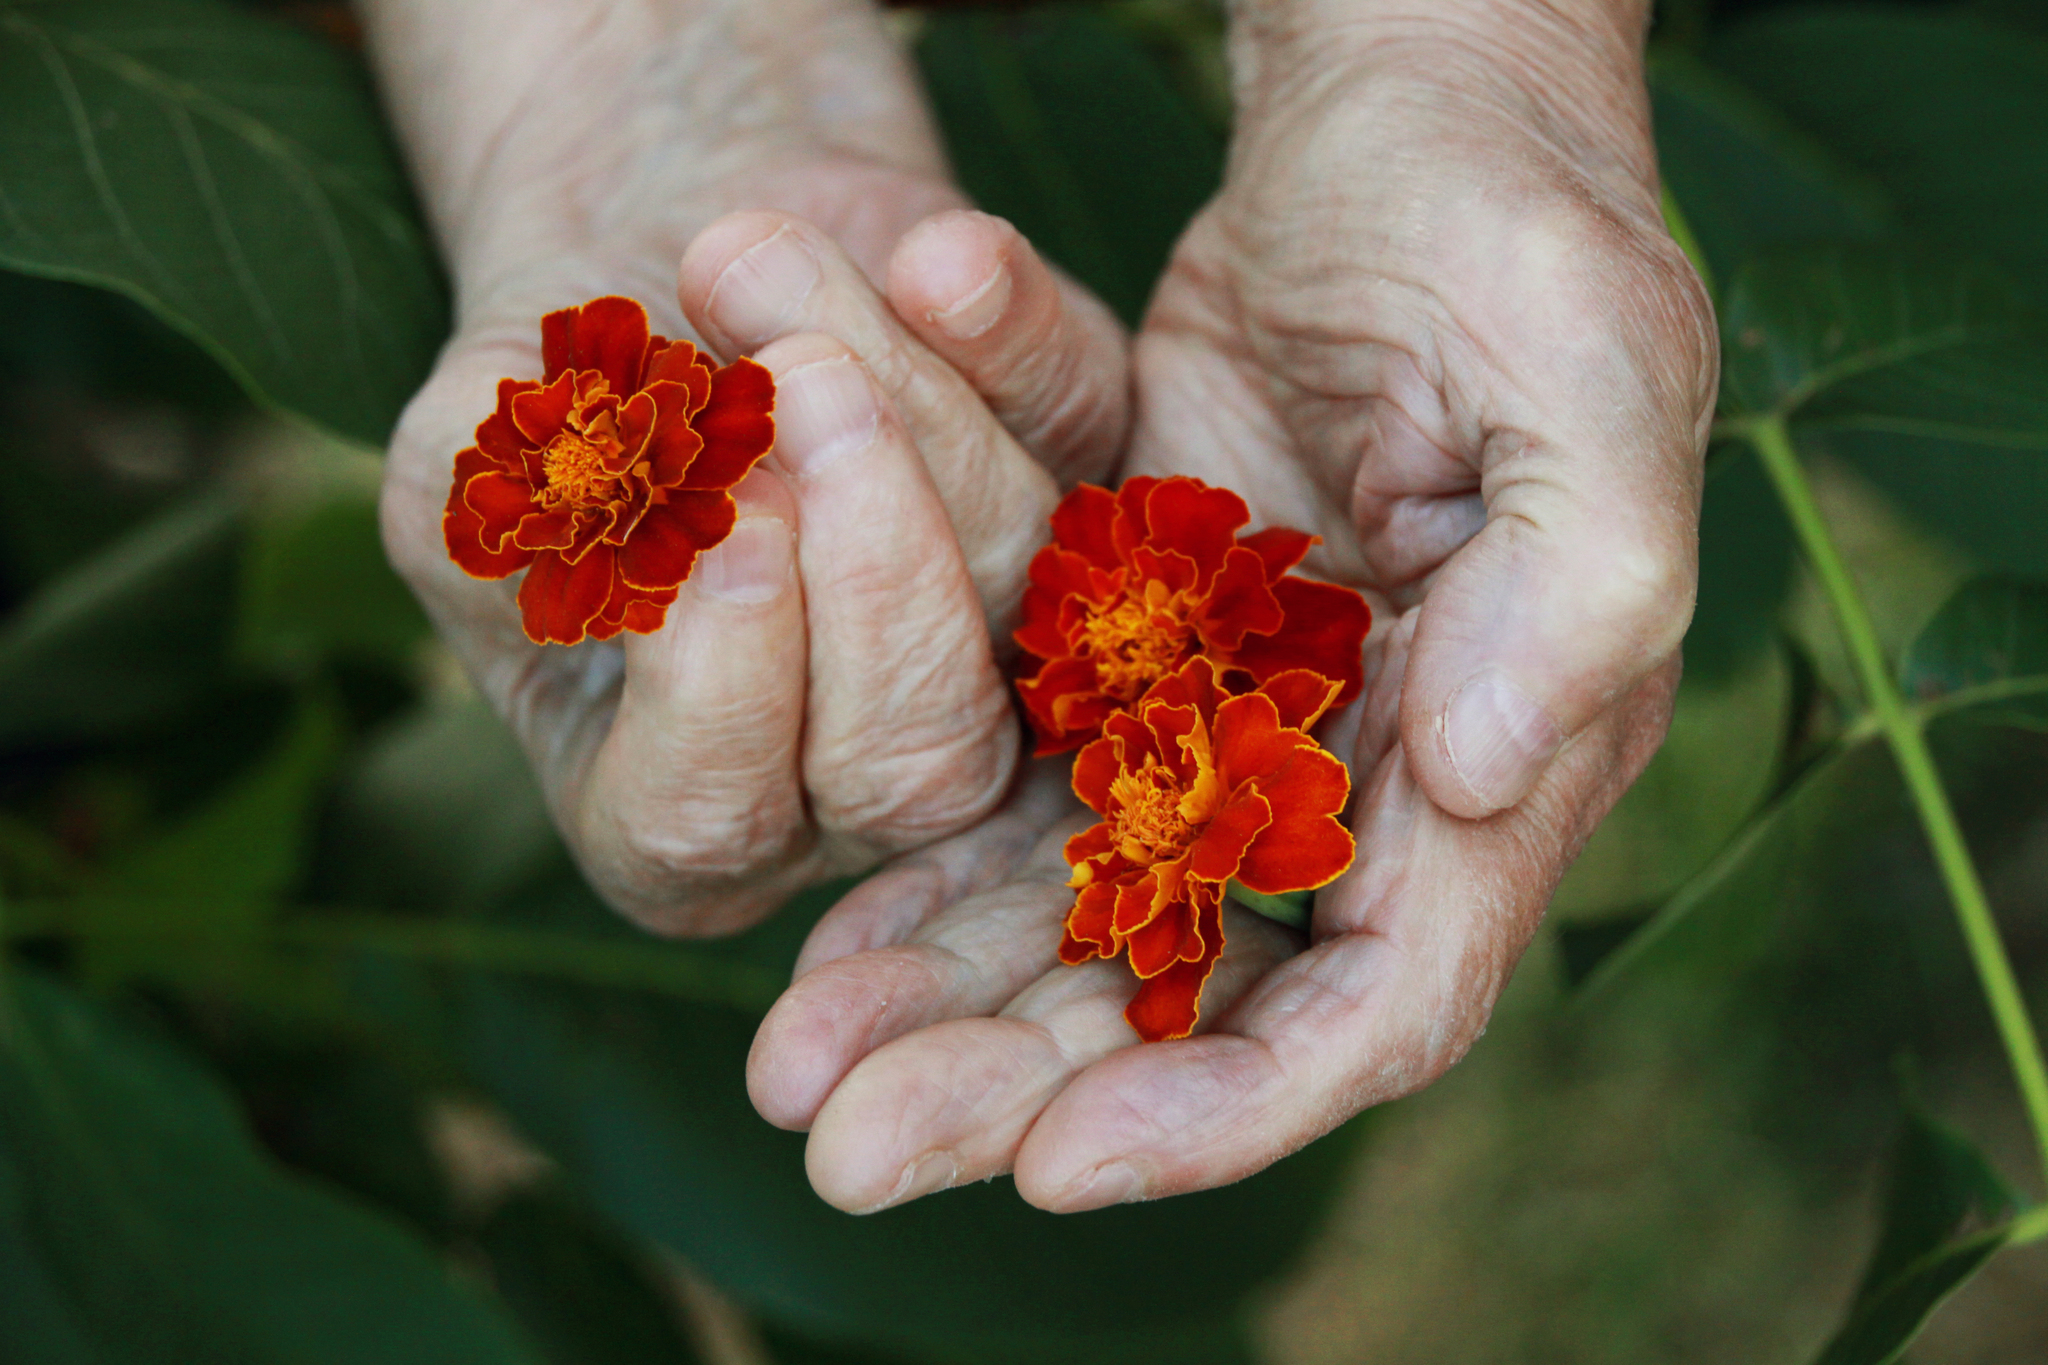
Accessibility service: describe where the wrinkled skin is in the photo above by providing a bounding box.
[363,0,1129,932]
[368,0,1716,1214]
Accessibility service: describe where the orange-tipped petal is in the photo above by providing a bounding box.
[1237,525,1316,581]
[1141,476,1248,584]
[1212,691,1310,794]
[1234,576,1371,706]
[1195,545,1285,651]
[617,490,734,591]
[684,358,775,491]
[512,507,577,552]
[1260,669,1344,733]
[641,380,707,487]
[1049,482,1122,571]
[1070,736,1124,814]
[1236,747,1354,893]
[445,449,534,580]
[1124,889,1223,1042]
[1065,880,1121,958]
[465,469,541,554]
[643,339,714,410]
[517,545,617,646]
[477,380,537,465]
[511,371,577,447]
[1126,899,1200,978]
[543,296,652,395]
[1186,786,1273,884]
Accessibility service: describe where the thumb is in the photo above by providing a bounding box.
[1399,399,1708,821]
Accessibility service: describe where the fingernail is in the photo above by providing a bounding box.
[706,226,820,349]
[868,1149,959,1213]
[1062,1161,1144,1211]
[928,257,1011,341]
[772,358,880,475]
[1440,671,1564,813]
[695,517,792,604]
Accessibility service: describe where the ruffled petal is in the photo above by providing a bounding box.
[1194,545,1285,651]
[444,448,535,580]
[1232,576,1372,706]
[1141,476,1248,584]
[511,371,577,447]
[517,544,617,646]
[1070,735,1124,814]
[1236,746,1354,893]
[640,380,706,487]
[618,490,735,590]
[1016,546,1103,659]
[1127,544,1198,595]
[1237,526,1316,581]
[684,358,775,490]
[1063,880,1122,961]
[1017,656,1112,755]
[618,588,676,635]
[1211,691,1308,794]
[465,469,541,553]
[1063,822,1116,868]
[1110,477,1158,564]
[1048,483,1123,571]
[1124,886,1223,1042]
[643,339,714,410]
[1126,898,1199,978]
[511,507,576,551]
[1187,786,1274,883]
[542,296,651,395]
[477,380,536,466]
[1260,669,1344,733]
[613,388,658,471]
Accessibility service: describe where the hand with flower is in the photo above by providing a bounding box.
[362,0,1129,930]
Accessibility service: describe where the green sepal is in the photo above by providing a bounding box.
[1226,881,1313,931]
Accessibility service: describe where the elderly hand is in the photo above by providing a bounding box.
[750,0,1715,1211]
[363,0,1127,931]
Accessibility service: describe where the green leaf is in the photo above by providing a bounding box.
[917,5,1221,326]
[0,965,541,1364]
[1226,881,1309,930]
[475,1190,706,1365]
[1712,10,2048,307]
[237,481,430,677]
[1900,576,2048,730]
[0,487,240,751]
[1688,442,1797,677]
[1717,250,2036,428]
[0,0,448,446]
[1649,48,1892,295]
[1811,1111,2019,1365]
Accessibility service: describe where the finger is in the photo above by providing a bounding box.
[1399,217,1716,817]
[568,465,821,937]
[885,209,1128,488]
[801,903,1299,1214]
[1010,645,1681,1212]
[679,211,1061,627]
[752,332,1020,854]
[748,765,1081,1132]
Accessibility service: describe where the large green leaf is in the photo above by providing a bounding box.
[0,488,240,751]
[1811,1111,2019,1365]
[0,0,448,446]
[0,965,541,1364]
[1713,9,2048,306]
[917,4,1221,326]
[1899,576,2048,731]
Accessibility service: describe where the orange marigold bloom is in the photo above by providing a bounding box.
[443,296,775,645]
[1063,656,1355,1042]
[1014,476,1371,755]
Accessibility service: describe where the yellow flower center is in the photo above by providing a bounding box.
[1108,759,1199,864]
[538,401,626,511]
[1079,587,1195,701]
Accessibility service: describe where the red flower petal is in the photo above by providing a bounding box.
[444,448,534,580]
[542,296,651,395]
[465,469,540,553]
[517,544,618,645]
[1236,747,1354,893]
[1048,483,1122,572]
[1110,477,1158,564]
[1128,544,1199,595]
[1260,669,1343,733]
[1186,786,1273,883]
[1233,576,1371,705]
[640,380,706,487]
[618,588,676,635]
[618,490,735,591]
[1063,880,1121,961]
[511,371,577,447]
[1194,545,1284,651]
[614,389,658,470]
[477,380,536,465]
[684,358,775,490]
[1212,691,1309,794]
[1125,886,1224,1042]
[1126,899,1200,978]
[1063,823,1116,867]
[1017,656,1109,755]
[1141,476,1248,585]
[1070,736,1123,815]
[1237,526,1316,581]
[512,507,577,551]
[643,339,714,409]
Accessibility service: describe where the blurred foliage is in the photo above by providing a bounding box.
[0,1,2045,1363]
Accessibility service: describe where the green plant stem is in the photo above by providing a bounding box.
[1745,414,2048,1186]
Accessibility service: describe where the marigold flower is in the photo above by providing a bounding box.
[443,296,775,645]
[1062,656,1355,1042]
[1014,476,1371,754]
